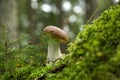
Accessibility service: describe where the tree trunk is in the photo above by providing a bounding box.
[0,0,18,41]
[26,0,38,44]
[55,0,63,28]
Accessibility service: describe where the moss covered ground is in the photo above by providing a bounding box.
[2,4,120,80]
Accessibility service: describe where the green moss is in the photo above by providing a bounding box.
[44,4,120,80]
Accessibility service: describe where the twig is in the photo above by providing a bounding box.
[86,0,104,24]
[2,25,9,60]
[37,63,67,80]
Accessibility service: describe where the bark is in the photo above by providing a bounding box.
[0,0,18,41]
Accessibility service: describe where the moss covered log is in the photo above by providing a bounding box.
[44,4,120,80]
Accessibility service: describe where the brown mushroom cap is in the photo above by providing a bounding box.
[43,25,69,43]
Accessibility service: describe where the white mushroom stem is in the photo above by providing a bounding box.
[47,42,62,62]
[43,25,68,63]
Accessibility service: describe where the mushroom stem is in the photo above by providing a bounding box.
[43,25,68,63]
[47,42,62,62]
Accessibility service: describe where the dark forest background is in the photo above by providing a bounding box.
[0,0,117,44]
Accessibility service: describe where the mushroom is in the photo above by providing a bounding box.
[43,25,69,63]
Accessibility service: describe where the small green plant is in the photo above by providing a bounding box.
[0,25,47,80]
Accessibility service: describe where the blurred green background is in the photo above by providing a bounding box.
[0,0,118,44]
